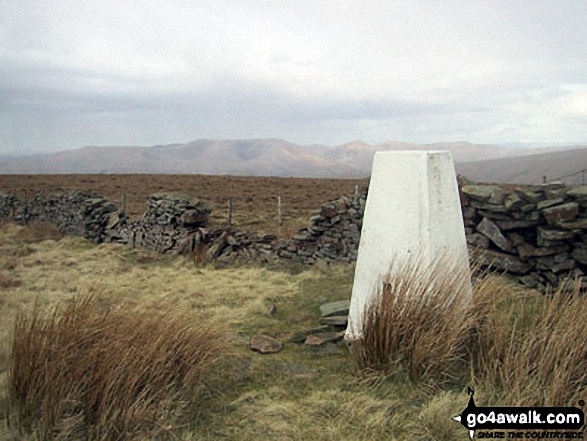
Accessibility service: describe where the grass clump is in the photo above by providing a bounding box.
[352,255,587,408]
[472,277,587,407]
[7,294,227,440]
[352,255,473,385]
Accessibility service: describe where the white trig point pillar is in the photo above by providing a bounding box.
[346,151,471,340]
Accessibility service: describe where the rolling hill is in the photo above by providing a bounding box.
[455,147,587,184]
[0,139,585,183]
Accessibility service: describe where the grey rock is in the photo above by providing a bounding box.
[318,316,348,327]
[304,331,345,346]
[572,247,587,265]
[250,334,283,354]
[517,243,568,258]
[497,219,540,231]
[467,233,490,249]
[473,249,531,274]
[319,300,351,317]
[537,227,576,245]
[462,185,501,202]
[477,217,515,253]
[515,188,543,203]
[542,202,579,225]
[470,201,508,213]
[567,186,587,200]
[504,194,525,211]
[559,218,587,230]
[537,198,565,210]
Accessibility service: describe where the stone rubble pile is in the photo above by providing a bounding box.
[177,227,280,264]
[461,183,587,290]
[106,193,211,253]
[290,300,349,346]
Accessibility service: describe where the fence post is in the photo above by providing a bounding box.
[227,198,233,226]
[121,193,127,216]
[278,195,283,232]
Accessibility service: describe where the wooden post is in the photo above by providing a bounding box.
[227,198,233,226]
[121,193,127,216]
[277,195,283,232]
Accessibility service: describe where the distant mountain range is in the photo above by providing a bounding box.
[1,139,586,184]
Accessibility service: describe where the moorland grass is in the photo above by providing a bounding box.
[354,256,587,408]
[8,295,227,440]
[1,222,586,440]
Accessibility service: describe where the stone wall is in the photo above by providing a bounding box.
[4,190,117,243]
[1,182,587,291]
[105,193,211,253]
[461,183,587,290]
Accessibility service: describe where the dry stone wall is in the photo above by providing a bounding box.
[1,182,587,291]
[3,190,117,243]
[460,182,587,291]
[105,193,211,253]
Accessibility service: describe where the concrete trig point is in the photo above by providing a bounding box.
[346,151,471,339]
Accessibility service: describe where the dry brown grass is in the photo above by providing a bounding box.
[7,294,227,440]
[471,276,587,407]
[13,222,64,244]
[352,255,473,385]
[353,256,587,408]
[3,222,587,440]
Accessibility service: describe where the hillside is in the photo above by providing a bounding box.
[0,139,547,177]
[1,139,585,183]
[456,147,587,184]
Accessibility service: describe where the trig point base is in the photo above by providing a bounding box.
[345,151,470,339]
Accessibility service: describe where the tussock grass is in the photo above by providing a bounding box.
[7,295,227,440]
[472,277,587,407]
[353,255,587,408]
[352,255,473,385]
[3,222,587,440]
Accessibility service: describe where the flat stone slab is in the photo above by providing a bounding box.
[319,300,350,317]
[542,202,579,225]
[250,334,282,354]
[537,198,565,210]
[567,186,587,199]
[537,227,577,244]
[560,218,587,230]
[517,243,568,258]
[304,331,345,346]
[319,316,348,327]
[462,185,501,203]
[474,249,531,274]
[573,247,587,265]
[515,188,543,203]
[289,326,330,343]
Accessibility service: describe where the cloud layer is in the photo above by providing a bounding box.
[1,0,586,154]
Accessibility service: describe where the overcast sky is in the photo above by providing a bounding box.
[1,0,586,154]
